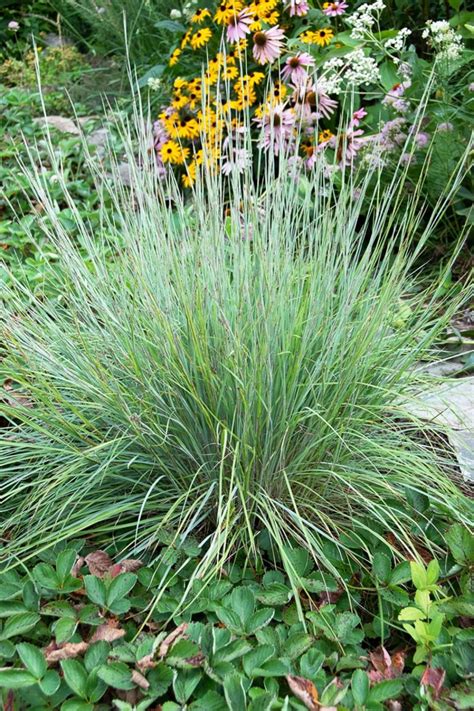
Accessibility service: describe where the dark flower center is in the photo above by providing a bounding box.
[254,32,268,47]
[289,57,301,68]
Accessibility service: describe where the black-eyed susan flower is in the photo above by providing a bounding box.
[169,48,181,66]
[160,140,183,164]
[191,8,211,23]
[300,28,334,47]
[190,28,213,50]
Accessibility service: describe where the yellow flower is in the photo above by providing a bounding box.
[249,20,262,32]
[319,129,334,143]
[249,71,265,85]
[300,28,334,47]
[214,1,243,25]
[190,28,213,50]
[172,92,189,110]
[160,141,182,164]
[181,31,192,49]
[261,8,279,25]
[249,0,278,20]
[191,8,211,23]
[169,48,181,66]
[222,64,239,80]
[271,81,287,102]
[174,78,188,91]
[182,160,197,188]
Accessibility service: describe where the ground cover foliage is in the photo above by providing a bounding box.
[0,527,473,710]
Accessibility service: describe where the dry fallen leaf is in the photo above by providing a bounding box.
[71,556,85,579]
[137,654,156,672]
[421,667,446,699]
[131,670,150,690]
[45,641,89,663]
[85,550,114,577]
[158,622,188,658]
[90,620,126,643]
[368,646,405,683]
[286,674,319,711]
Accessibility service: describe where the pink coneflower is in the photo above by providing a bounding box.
[322,1,348,17]
[227,9,253,43]
[351,107,367,126]
[253,26,285,65]
[287,0,310,17]
[333,126,365,167]
[255,104,296,155]
[281,52,315,84]
[295,82,338,120]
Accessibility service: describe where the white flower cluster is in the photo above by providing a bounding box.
[346,1,386,40]
[345,49,381,87]
[422,20,464,62]
[318,57,345,95]
[385,27,412,56]
[147,77,162,91]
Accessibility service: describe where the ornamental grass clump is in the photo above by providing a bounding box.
[0,108,472,593]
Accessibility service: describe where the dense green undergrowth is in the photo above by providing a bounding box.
[0,527,473,710]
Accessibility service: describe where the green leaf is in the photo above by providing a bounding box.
[56,549,78,584]
[446,524,474,566]
[0,601,28,617]
[213,638,253,663]
[285,633,313,660]
[33,563,60,590]
[243,645,275,676]
[106,573,137,606]
[224,673,248,711]
[247,607,274,634]
[154,19,185,32]
[410,561,427,590]
[248,693,274,711]
[284,548,313,577]
[84,641,110,672]
[39,669,61,696]
[98,661,135,690]
[372,552,392,584]
[166,638,200,667]
[252,659,289,677]
[148,663,174,695]
[426,559,440,586]
[84,576,107,607]
[398,607,426,621]
[173,668,202,704]
[0,612,40,640]
[61,700,94,711]
[54,616,78,643]
[388,561,411,586]
[256,583,292,606]
[352,669,369,706]
[300,649,325,678]
[61,659,88,699]
[17,642,47,679]
[369,679,403,703]
[0,668,36,688]
[230,587,255,623]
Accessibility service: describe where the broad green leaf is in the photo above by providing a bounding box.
[106,573,137,606]
[446,524,474,566]
[249,692,275,710]
[224,673,248,711]
[300,649,325,678]
[246,608,274,634]
[61,700,94,711]
[54,616,78,643]
[0,668,36,688]
[84,576,107,607]
[84,641,110,672]
[369,679,403,702]
[173,668,202,704]
[61,659,88,699]
[252,659,289,677]
[39,669,61,696]
[410,561,427,590]
[0,601,28,617]
[0,612,40,640]
[98,661,135,690]
[230,587,255,623]
[148,663,174,695]
[285,633,313,660]
[256,583,292,606]
[33,563,60,590]
[242,645,275,676]
[372,552,392,583]
[17,642,47,679]
[56,549,78,584]
[352,669,369,706]
[213,638,253,664]
[426,560,440,586]
[398,607,426,621]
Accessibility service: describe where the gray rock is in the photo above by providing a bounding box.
[33,116,80,135]
[410,377,474,482]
